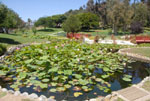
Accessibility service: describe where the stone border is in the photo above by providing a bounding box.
[118,47,150,63]
[0,86,55,101]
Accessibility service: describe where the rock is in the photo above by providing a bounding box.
[21,92,29,96]
[29,93,38,99]
[14,91,21,96]
[2,88,7,92]
[38,95,47,101]
[47,98,55,101]
[8,90,15,94]
[89,99,97,101]
[105,95,111,99]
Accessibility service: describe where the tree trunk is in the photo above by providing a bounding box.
[112,24,117,35]
[123,24,127,32]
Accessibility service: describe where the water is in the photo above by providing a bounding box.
[0,61,150,101]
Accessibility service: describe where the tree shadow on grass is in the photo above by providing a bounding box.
[0,38,21,45]
[81,30,95,33]
[38,29,54,32]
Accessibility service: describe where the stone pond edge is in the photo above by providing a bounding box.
[118,47,150,63]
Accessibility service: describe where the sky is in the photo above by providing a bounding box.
[1,0,89,22]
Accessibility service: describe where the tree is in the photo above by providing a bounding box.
[0,3,8,28]
[122,0,134,31]
[51,14,67,27]
[0,3,24,33]
[78,12,99,30]
[86,0,95,13]
[94,0,108,28]
[131,21,143,34]
[34,17,48,29]
[146,0,150,26]
[27,18,32,29]
[32,26,37,35]
[132,3,148,26]
[35,14,67,28]
[107,0,133,34]
[62,15,81,33]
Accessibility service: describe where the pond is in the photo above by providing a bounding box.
[0,61,149,101]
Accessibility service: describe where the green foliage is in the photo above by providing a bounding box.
[78,12,99,30]
[0,44,6,56]
[34,17,50,28]
[107,0,133,34]
[0,3,24,32]
[62,15,81,33]
[34,14,66,28]
[0,91,7,98]
[51,15,67,28]
[0,38,132,94]
[20,28,26,34]
[132,3,148,26]
[32,27,37,35]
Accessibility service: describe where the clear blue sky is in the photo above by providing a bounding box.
[1,0,88,22]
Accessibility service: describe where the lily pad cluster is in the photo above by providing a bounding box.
[0,38,132,97]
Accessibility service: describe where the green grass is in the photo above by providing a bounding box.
[0,91,7,98]
[142,81,150,92]
[0,28,63,47]
[126,47,150,58]
[117,97,124,101]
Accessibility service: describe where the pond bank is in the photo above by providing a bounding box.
[118,47,150,63]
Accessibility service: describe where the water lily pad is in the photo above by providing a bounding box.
[74,92,83,97]
[42,79,49,82]
[50,88,57,92]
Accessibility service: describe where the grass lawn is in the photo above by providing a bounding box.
[0,28,63,47]
[142,81,150,92]
[117,97,124,101]
[1,27,150,47]
[0,91,7,98]
[126,47,150,58]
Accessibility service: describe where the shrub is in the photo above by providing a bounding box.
[0,44,6,56]
[32,27,37,35]
[130,21,143,34]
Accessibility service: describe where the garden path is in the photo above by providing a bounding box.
[116,85,150,101]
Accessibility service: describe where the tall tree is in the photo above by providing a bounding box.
[107,0,133,34]
[0,3,24,33]
[78,12,99,30]
[95,0,108,28]
[132,3,148,25]
[62,15,81,33]
[86,0,95,13]
[27,18,32,28]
